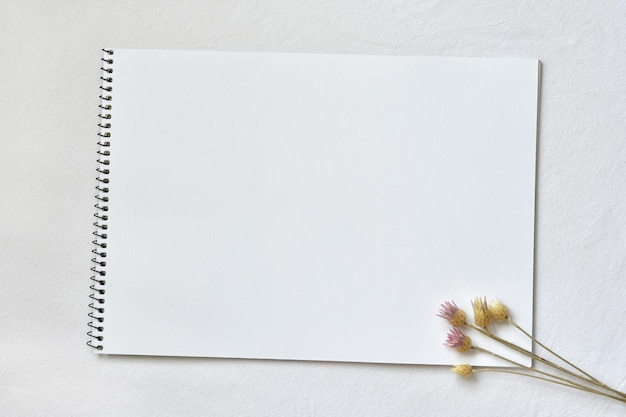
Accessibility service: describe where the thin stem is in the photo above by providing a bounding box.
[508,318,599,382]
[468,322,558,367]
[466,322,626,398]
[471,346,601,393]
[508,318,626,399]
[473,368,626,403]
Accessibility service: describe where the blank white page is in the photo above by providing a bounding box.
[97,50,539,365]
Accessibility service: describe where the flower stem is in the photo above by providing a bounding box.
[508,318,599,382]
[473,368,626,403]
[466,322,626,398]
[507,317,626,400]
[470,346,603,394]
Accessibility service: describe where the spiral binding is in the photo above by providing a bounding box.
[88,49,113,350]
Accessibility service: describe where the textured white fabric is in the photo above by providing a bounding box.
[1,1,624,416]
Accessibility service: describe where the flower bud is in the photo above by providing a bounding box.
[445,327,472,353]
[488,299,509,321]
[437,301,467,327]
[452,364,473,377]
[472,297,491,328]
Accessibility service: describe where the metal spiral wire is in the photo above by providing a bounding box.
[88,48,113,351]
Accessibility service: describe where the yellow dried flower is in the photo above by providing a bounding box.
[451,364,473,377]
[472,297,491,328]
[488,299,509,321]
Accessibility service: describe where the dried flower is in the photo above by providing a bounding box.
[445,327,472,352]
[438,296,626,404]
[452,364,473,377]
[472,296,491,328]
[488,299,509,321]
[437,301,467,327]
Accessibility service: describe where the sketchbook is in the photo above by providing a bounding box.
[88,49,539,365]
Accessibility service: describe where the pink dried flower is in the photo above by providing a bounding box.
[437,301,467,327]
[445,327,472,352]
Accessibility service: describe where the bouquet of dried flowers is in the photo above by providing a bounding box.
[438,298,626,404]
